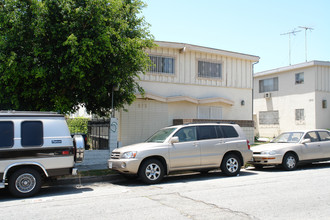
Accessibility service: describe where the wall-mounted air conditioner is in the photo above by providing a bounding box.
[264,92,271,98]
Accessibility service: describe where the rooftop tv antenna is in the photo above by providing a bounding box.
[281,29,301,65]
[299,26,314,62]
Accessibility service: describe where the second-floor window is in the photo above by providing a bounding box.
[295,72,304,84]
[198,61,222,79]
[149,55,175,74]
[259,77,278,93]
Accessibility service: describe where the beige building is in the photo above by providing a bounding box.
[254,60,330,138]
[116,41,259,146]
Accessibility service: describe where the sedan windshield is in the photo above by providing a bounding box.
[146,128,177,143]
[271,132,304,143]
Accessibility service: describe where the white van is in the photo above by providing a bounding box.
[0,111,84,197]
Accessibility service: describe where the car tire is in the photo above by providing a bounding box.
[139,159,164,184]
[221,154,241,176]
[282,153,298,171]
[8,168,42,198]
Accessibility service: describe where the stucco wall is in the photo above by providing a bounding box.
[254,62,330,138]
[315,91,330,129]
[139,81,252,120]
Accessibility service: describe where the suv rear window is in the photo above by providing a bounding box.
[221,125,239,138]
[0,121,14,148]
[21,121,43,147]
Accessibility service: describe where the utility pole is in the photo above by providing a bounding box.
[281,29,301,65]
[299,26,314,62]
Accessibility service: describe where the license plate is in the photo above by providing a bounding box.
[109,162,112,169]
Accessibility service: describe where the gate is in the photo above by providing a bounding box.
[87,119,110,150]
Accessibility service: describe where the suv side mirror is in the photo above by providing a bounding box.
[170,136,179,144]
[301,138,311,144]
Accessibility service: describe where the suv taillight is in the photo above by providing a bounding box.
[247,140,250,150]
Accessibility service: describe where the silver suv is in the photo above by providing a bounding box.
[108,123,252,184]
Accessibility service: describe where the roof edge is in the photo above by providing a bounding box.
[154,40,260,62]
[255,60,330,77]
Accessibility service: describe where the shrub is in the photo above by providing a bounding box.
[67,117,89,134]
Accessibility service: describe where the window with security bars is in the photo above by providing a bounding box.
[259,111,279,125]
[149,55,175,74]
[198,106,222,120]
[295,109,305,121]
[198,61,222,79]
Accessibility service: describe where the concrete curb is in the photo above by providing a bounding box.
[51,174,125,186]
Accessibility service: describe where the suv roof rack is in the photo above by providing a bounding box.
[0,111,62,117]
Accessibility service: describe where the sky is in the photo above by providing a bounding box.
[142,0,330,73]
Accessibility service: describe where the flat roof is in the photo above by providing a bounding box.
[154,41,260,62]
[254,60,330,77]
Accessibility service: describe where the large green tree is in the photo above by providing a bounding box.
[0,0,153,116]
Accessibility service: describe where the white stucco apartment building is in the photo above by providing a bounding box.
[115,41,259,146]
[254,60,330,138]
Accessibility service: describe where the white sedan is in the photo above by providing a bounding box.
[250,129,330,170]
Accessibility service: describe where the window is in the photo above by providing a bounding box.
[149,55,175,74]
[21,121,43,147]
[304,131,319,142]
[295,72,304,84]
[318,131,330,141]
[174,127,197,142]
[198,106,222,120]
[259,77,278,93]
[221,126,239,138]
[295,109,304,121]
[197,126,217,140]
[259,111,279,125]
[198,61,222,79]
[0,121,14,148]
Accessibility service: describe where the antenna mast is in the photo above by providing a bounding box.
[281,29,301,65]
[299,26,314,62]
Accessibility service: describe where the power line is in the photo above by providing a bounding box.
[281,29,301,65]
[299,26,314,62]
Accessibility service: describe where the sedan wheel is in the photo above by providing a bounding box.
[282,153,298,171]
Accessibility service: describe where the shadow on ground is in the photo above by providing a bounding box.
[114,169,257,187]
[0,184,94,201]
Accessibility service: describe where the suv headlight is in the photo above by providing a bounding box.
[121,151,137,159]
[261,150,276,155]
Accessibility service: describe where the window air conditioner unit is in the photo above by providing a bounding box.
[264,92,271,98]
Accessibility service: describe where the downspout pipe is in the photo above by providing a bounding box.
[252,60,259,143]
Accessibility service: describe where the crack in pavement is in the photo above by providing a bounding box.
[147,192,259,220]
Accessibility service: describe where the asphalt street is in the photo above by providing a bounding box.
[1,163,330,220]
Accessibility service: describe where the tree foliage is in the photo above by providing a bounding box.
[0,0,154,116]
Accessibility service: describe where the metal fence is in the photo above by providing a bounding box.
[87,119,110,150]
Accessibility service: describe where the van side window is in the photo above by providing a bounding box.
[221,126,239,138]
[197,126,217,140]
[21,121,43,147]
[0,121,14,148]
